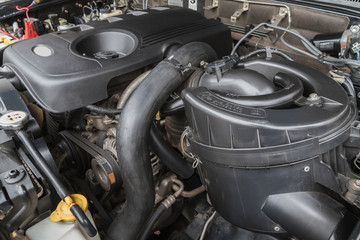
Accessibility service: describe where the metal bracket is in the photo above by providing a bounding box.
[204,0,218,10]
[230,2,249,23]
[270,7,287,26]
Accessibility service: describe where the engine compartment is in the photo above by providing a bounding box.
[0,0,360,240]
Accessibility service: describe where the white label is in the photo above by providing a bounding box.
[188,0,197,10]
[127,11,148,16]
[168,0,183,7]
[151,7,170,11]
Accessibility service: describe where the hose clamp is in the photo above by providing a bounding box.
[317,52,327,63]
[165,56,200,79]
[180,127,202,168]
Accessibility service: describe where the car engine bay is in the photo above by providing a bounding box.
[0,0,360,239]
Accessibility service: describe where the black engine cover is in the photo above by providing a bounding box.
[2,8,231,113]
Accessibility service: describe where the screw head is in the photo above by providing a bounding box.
[5,168,25,184]
[350,25,360,34]
[355,179,360,187]
[200,61,207,68]
[8,169,20,179]
[307,93,320,101]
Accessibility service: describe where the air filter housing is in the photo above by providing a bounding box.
[182,59,358,240]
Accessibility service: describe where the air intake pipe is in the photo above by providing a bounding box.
[106,42,217,240]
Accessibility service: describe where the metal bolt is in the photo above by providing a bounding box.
[8,169,19,179]
[355,179,360,187]
[350,25,360,34]
[274,226,281,232]
[304,166,310,172]
[307,93,320,101]
[200,61,207,67]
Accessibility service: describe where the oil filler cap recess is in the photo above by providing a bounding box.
[0,111,29,130]
[94,50,120,59]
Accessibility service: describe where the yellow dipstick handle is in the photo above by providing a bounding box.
[50,194,88,222]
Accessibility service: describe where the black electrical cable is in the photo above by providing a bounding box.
[239,48,294,61]
[231,22,360,67]
[85,105,122,116]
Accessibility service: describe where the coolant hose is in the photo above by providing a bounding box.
[85,105,122,116]
[106,42,217,240]
[150,123,193,179]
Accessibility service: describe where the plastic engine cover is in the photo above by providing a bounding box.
[2,8,231,113]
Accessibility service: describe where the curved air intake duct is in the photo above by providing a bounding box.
[198,68,304,108]
[182,59,358,240]
[106,42,217,240]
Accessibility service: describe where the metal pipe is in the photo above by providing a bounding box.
[172,184,206,198]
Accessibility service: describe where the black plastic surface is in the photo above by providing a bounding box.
[312,32,342,56]
[0,149,38,232]
[0,78,57,231]
[74,30,138,59]
[199,68,276,97]
[199,70,304,108]
[262,192,356,240]
[2,8,232,113]
[182,59,358,236]
[184,59,355,152]
[204,213,280,240]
